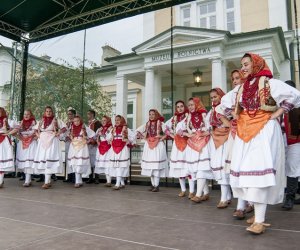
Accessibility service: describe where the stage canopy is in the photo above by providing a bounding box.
[0,0,192,43]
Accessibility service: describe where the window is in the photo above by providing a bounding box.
[227,11,235,32]
[226,0,235,32]
[226,0,234,9]
[199,1,216,29]
[127,102,134,129]
[181,7,191,27]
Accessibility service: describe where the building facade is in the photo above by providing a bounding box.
[94,0,299,128]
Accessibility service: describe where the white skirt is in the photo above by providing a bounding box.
[0,137,14,172]
[141,141,168,176]
[16,140,37,174]
[286,142,300,178]
[185,144,211,180]
[109,146,130,177]
[208,138,230,185]
[230,119,286,204]
[67,143,91,177]
[33,136,63,175]
[95,149,110,175]
[224,132,234,173]
[168,143,188,178]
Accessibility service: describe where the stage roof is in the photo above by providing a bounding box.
[0,0,192,43]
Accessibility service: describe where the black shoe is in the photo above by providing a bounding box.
[282,197,294,210]
[86,178,94,184]
[94,174,100,184]
[294,198,300,205]
[152,186,159,192]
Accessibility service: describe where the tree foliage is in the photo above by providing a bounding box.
[24,58,112,121]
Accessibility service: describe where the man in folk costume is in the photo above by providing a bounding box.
[229,53,300,234]
[176,98,211,201]
[109,115,134,190]
[86,110,102,184]
[95,116,113,187]
[63,108,76,183]
[11,110,37,187]
[207,88,232,208]
[33,106,67,189]
[163,100,189,197]
[217,70,254,219]
[0,107,14,188]
[137,109,168,192]
[282,80,300,210]
[67,115,95,188]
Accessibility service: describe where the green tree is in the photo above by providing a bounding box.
[24,58,112,121]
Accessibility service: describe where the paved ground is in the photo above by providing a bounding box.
[0,178,299,250]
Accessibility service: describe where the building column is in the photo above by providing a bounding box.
[263,55,274,74]
[154,74,162,112]
[211,57,227,92]
[116,75,128,117]
[144,67,155,123]
[279,60,292,82]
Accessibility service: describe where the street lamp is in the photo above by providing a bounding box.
[193,68,202,86]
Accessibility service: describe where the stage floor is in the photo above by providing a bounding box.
[0,178,299,250]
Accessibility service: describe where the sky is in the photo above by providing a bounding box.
[0,14,144,66]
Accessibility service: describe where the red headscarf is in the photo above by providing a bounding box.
[72,116,84,137]
[174,100,188,122]
[101,116,112,134]
[231,69,245,85]
[149,109,164,122]
[241,53,273,113]
[188,97,207,129]
[43,107,54,129]
[0,107,8,128]
[210,88,225,127]
[114,115,127,134]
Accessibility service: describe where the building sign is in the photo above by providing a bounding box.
[152,47,211,62]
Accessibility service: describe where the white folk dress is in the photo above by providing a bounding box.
[33,119,66,175]
[108,126,134,178]
[217,85,240,173]
[67,125,95,177]
[0,118,14,172]
[229,78,300,204]
[163,114,188,178]
[137,120,168,178]
[16,120,37,174]
[95,126,112,175]
[207,106,230,185]
[177,111,211,180]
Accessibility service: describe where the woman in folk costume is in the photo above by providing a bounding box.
[95,115,113,187]
[163,100,189,197]
[67,115,95,188]
[109,115,134,190]
[281,80,300,210]
[0,107,14,188]
[63,108,76,183]
[177,98,211,201]
[14,110,37,187]
[229,53,300,234]
[217,70,254,219]
[207,88,232,209]
[33,106,66,189]
[137,109,168,192]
